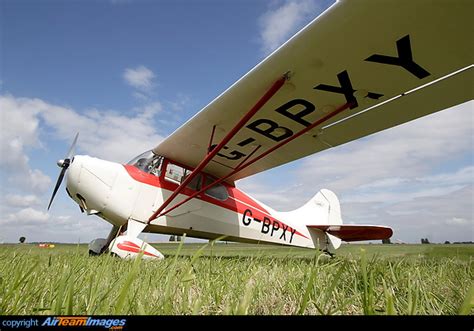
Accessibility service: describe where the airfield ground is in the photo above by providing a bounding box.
[0,243,472,315]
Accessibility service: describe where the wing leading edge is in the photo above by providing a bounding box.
[154,0,473,182]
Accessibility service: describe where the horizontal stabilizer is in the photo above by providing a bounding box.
[308,225,393,242]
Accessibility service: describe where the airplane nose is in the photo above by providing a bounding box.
[81,157,118,188]
[65,155,118,215]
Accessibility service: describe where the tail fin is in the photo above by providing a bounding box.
[282,189,342,225]
[306,189,343,251]
[280,189,343,250]
[282,189,393,252]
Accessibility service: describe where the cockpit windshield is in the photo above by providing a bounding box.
[127,150,163,176]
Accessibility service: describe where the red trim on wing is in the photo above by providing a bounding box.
[117,241,159,258]
[123,165,308,239]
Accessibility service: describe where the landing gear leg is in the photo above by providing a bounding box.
[323,249,335,258]
[108,219,164,260]
[88,225,122,256]
[322,235,336,258]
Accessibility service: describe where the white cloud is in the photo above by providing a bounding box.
[4,194,41,207]
[0,95,165,163]
[0,207,112,242]
[135,101,163,119]
[358,177,408,190]
[123,65,155,91]
[0,96,51,193]
[446,217,470,226]
[338,166,474,205]
[296,101,473,193]
[133,91,149,101]
[14,169,52,193]
[168,93,192,112]
[5,207,50,224]
[259,0,319,55]
[0,97,41,171]
[0,93,168,242]
[345,184,466,205]
[381,186,474,242]
[416,166,474,186]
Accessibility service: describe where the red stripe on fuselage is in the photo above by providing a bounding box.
[123,165,308,239]
[124,165,267,212]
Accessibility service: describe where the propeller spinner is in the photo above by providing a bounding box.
[47,133,79,210]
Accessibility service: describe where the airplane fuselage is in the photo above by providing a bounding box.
[65,155,326,250]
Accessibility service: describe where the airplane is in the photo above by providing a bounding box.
[47,1,473,259]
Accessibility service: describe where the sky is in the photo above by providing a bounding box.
[0,0,472,244]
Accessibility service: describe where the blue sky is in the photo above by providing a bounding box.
[1,0,472,244]
[2,0,289,112]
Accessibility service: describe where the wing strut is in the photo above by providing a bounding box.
[207,125,216,154]
[153,99,355,220]
[147,74,289,224]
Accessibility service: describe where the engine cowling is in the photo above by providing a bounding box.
[109,235,164,260]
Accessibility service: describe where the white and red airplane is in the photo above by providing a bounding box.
[47,1,473,259]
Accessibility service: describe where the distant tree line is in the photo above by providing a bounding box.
[380,238,474,244]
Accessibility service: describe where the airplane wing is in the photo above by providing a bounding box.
[154,0,473,183]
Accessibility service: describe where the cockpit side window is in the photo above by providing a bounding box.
[184,173,201,191]
[164,162,203,191]
[128,150,163,177]
[204,176,229,201]
[165,163,186,184]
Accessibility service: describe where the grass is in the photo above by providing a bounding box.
[0,242,472,315]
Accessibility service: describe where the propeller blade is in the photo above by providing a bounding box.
[47,166,67,210]
[47,132,79,211]
[66,132,79,159]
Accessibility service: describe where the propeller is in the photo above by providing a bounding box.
[47,133,79,210]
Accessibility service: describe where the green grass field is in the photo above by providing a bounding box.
[0,242,472,315]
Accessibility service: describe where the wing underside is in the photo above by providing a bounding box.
[154,0,473,182]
